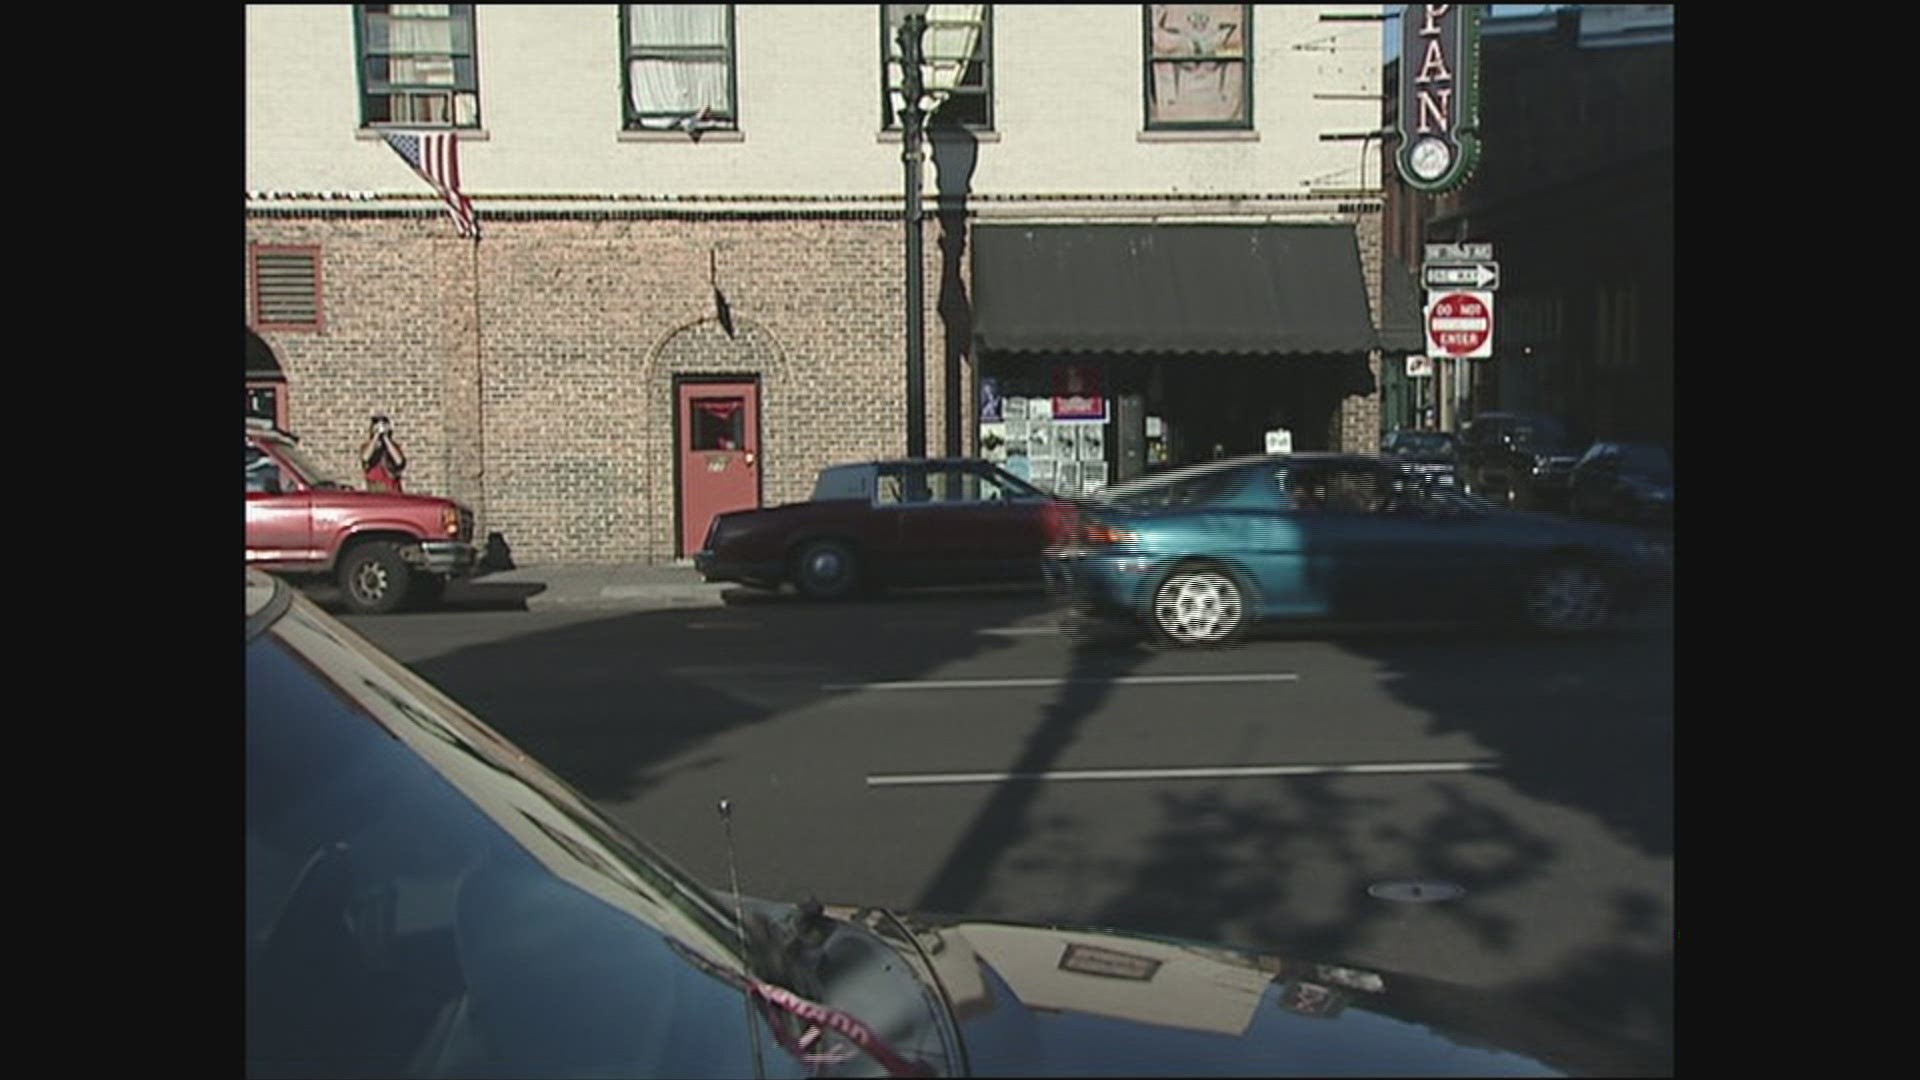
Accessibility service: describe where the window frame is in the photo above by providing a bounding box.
[353,5,483,131]
[881,5,995,132]
[249,245,326,334]
[620,4,740,132]
[1142,4,1254,132]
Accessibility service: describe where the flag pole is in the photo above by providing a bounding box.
[470,225,487,535]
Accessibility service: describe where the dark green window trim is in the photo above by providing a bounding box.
[354,5,482,130]
[620,4,740,131]
[1143,4,1253,132]
[882,5,994,132]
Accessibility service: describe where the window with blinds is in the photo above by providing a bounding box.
[251,247,324,331]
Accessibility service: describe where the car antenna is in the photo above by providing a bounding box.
[719,798,768,1080]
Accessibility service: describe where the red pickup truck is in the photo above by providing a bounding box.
[246,419,478,613]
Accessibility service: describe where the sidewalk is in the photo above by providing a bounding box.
[461,562,736,611]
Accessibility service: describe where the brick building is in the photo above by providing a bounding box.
[1379,4,1674,448]
[247,5,1391,564]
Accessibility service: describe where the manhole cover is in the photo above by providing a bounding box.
[1367,880,1466,903]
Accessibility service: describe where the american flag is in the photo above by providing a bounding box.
[382,131,479,239]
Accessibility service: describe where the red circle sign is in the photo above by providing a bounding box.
[1428,292,1491,356]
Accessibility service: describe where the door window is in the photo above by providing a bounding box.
[689,397,746,450]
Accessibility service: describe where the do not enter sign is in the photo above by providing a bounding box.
[1426,290,1494,359]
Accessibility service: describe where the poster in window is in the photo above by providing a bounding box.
[1005,417,1029,441]
[980,422,1008,463]
[1082,462,1109,493]
[981,377,1003,422]
[1055,461,1081,495]
[1028,458,1056,486]
[1027,396,1053,421]
[1027,422,1053,460]
[1004,396,1030,420]
[1079,425,1106,462]
[1054,424,1080,463]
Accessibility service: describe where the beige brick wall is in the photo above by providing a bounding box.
[1341,207,1385,452]
[247,213,969,564]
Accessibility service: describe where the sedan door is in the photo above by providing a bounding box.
[892,465,1020,585]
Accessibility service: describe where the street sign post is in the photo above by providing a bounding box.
[1422,262,1499,290]
[1426,291,1494,360]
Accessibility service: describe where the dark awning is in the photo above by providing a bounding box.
[972,224,1379,356]
[1379,260,1426,353]
[247,326,285,379]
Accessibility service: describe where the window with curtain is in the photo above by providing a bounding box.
[623,5,738,130]
[884,5,992,131]
[356,5,481,128]
[1144,4,1251,129]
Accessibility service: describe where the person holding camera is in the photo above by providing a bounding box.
[361,414,408,493]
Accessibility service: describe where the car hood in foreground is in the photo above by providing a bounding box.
[862,913,1662,1077]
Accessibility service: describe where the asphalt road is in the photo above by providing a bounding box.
[342,587,1673,1072]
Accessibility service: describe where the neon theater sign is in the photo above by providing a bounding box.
[1396,4,1484,194]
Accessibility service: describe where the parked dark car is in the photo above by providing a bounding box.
[1570,443,1673,528]
[695,459,1070,600]
[1047,454,1670,646]
[247,569,1658,1077]
[1456,413,1583,510]
[1379,429,1459,487]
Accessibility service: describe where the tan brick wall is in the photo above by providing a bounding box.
[1341,208,1386,452]
[247,213,968,564]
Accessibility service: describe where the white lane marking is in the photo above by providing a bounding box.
[822,673,1300,692]
[867,761,1499,787]
[979,625,1061,637]
[687,621,760,630]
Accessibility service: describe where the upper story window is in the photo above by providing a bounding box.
[623,5,738,131]
[356,5,481,128]
[1144,4,1251,130]
[884,5,993,131]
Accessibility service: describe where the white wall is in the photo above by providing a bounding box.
[246,5,1383,199]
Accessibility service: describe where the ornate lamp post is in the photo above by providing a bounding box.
[898,10,929,459]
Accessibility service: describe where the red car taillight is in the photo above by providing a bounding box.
[1082,522,1140,547]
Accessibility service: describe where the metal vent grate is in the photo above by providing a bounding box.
[253,249,320,326]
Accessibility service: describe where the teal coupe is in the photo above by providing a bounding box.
[1045,454,1671,647]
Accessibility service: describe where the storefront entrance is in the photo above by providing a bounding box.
[978,353,1365,495]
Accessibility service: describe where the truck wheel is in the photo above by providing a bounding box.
[339,541,411,615]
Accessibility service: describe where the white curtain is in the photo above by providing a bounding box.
[389,7,455,54]
[629,5,727,48]
[628,5,730,122]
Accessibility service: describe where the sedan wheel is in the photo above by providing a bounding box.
[1152,568,1246,647]
[1523,562,1612,634]
[793,539,859,602]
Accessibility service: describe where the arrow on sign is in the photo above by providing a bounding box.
[1423,262,1500,290]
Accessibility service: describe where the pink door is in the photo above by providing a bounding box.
[679,380,761,556]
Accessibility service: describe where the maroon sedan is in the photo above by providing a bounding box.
[695,459,1073,600]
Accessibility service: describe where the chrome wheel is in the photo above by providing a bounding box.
[1525,563,1611,633]
[1153,569,1244,646]
[794,539,858,601]
[352,560,391,604]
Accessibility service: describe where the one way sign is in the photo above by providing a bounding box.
[1423,262,1500,290]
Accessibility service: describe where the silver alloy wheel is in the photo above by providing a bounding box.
[352,560,391,603]
[1525,564,1611,633]
[1153,569,1244,645]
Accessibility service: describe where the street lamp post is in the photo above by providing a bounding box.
[899,11,928,459]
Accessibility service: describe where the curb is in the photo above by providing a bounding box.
[522,583,735,611]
